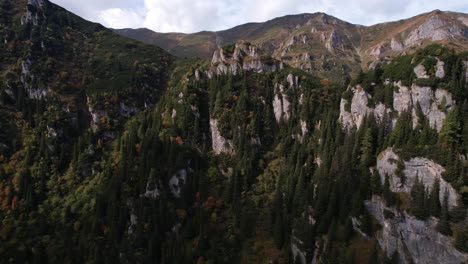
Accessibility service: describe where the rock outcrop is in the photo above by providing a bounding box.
[414,64,429,79]
[377,148,459,208]
[435,59,445,78]
[339,85,391,129]
[325,30,344,53]
[393,82,454,132]
[210,119,234,155]
[169,169,188,198]
[365,196,467,264]
[209,41,278,76]
[404,14,467,47]
[273,84,291,122]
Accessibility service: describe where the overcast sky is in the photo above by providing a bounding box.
[50,0,468,33]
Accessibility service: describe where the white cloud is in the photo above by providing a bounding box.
[99,8,145,29]
[50,0,468,33]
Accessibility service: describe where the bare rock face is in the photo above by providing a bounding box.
[273,84,291,122]
[325,30,344,53]
[435,59,445,78]
[21,59,48,99]
[209,41,277,76]
[393,82,454,132]
[414,64,429,79]
[210,119,234,155]
[393,82,412,115]
[365,196,467,264]
[377,148,459,208]
[404,14,465,47]
[141,176,161,199]
[339,86,391,129]
[390,38,404,51]
[169,169,187,198]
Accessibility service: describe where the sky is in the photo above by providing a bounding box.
[50,0,468,33]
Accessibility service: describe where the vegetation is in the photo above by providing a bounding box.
[0,2,467,263]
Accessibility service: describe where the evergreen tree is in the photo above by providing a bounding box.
[411,176,428,219]
[436,190,452,236]
[383,174,396,206]
[428,178,441,217]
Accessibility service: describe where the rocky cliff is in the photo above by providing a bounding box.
[377,148,459,208]
[365,196,467,264]
[117,10,468,78]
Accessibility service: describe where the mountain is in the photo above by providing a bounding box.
[117,10,468,78]
[1,1,468,264]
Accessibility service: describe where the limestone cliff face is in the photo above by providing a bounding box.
[404,14,467,47]
[273,83,291,122]
[209,41,277,76]
[393,81,454,132]
[377,148,459,208]
[209,119,234,155]
[339,85,391,130]
[365,196,467,264]
[339,80,455,132]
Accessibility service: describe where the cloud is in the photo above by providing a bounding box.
[50,0,468,33]
[99,8,145,29]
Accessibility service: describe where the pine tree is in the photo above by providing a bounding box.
[411,176,428,219]
[383,174,395,206]
[437,190,452,236]
[428,178,441,217]
[371,171,382,195]
[439,106,461,150]
[360,128,374,167]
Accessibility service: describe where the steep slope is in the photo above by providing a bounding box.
[0,0,173,261]
[1,1,468,264]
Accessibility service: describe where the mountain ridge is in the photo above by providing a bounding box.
[116,10,468,78]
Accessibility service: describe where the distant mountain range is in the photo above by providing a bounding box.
[116,10,468,77]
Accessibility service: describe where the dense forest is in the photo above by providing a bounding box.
[0,1,467,263]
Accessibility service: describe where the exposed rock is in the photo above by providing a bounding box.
[365,196,467,264]
[374,103,390,123]
[404,14,464,47]
[339,86,391,129]
[287,73,298,89]
[169,169,187,198]
[377,148,459,208]
[119,102,138,118]
[209,41,278,76]
[458,16,468,27]
[325,30,344,53]
[393,82,412,114]
[351,217,370,238]
[393,82,454,132]
[141,176,160,199]
[210,119,234,155]
[300,120,308,136]
[21,59,48,99]
[87,97,108,132]
[435,59,445,78]
[414,64,429,79]
[291,236,307,264]
[390,38,404,51]
[464,61,468,83]
[273,84,291,122]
